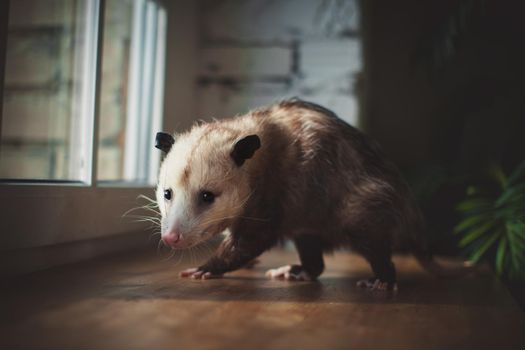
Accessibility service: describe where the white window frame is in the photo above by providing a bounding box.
[122,0,165,184]
[0,0,167,255]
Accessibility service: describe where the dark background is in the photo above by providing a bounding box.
[362,0,525,172]
[359,0,525,306]
[360,0,525,254]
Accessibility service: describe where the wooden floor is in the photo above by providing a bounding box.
[1,248,525,350]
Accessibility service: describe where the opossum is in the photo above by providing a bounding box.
[154,99,472,291]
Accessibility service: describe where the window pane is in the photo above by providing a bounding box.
[97,0,165,184]
[96,0,132,182]
[0,0,99,181]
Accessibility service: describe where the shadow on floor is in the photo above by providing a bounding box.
[97,271,510,308]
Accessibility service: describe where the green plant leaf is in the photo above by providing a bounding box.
[505,220,525,239]
[508,159,525,186]
[506,223,525,276]
[488,164,508,189]
[496,183,525,208]
[469,229,502,263]
[509,244,521,275]
[466,186,480,196]
[508,221,525,239]
[512,231,525,243]
[514,230,525,240]
[454,214,490,234]
[509,234,525,253]
[495,236,507,275]
[466,185,494,197]
[456,197,493,213]
[456,160,525,279]
[458,221,496,247]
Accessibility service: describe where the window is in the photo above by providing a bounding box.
[98,0,166,183]
[0,0,99,181]
[0,0,165,184]
[0,0,167,250]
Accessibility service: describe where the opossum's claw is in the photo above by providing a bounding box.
[357,278,398,292]
[179,267,223,280]
[265,265,312,281]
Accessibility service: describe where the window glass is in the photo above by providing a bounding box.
[97,0,165,184]
[0,0,98,181]
[97,0,132,182]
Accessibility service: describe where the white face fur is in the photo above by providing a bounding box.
[155,128,257,249]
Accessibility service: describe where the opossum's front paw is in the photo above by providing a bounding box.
[357,278,398,292]
[179,267,223,280]
[265,265,312,281]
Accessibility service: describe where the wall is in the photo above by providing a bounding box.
[162,0,199,133]
[187,0,362,127]
[359,0,525,252]
[360,0,525,173]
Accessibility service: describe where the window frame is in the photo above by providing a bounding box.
[0,0,167,252]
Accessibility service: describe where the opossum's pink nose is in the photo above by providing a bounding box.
[162,231,182,248]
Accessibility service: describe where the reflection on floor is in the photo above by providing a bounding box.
[2,248,525,350]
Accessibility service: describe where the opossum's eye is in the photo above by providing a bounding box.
[199,191,215,204]
[164,189,172,201]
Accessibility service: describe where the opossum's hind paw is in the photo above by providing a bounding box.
[179,267,223,280]
[265,264,312,281]
[357,278,398,292]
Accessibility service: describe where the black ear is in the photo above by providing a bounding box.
[155,132,175,153]
[231,134,261,166]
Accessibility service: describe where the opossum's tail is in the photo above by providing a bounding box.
[413,249,476,278]
[406,198,477,278]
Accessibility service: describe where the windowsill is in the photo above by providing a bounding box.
[0,179,87,187]
[0,185,157,250]
[96,180,156,188]
[0,230,153,277]
[0,179,156,188]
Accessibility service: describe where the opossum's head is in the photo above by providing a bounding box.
[155,128,260,249]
